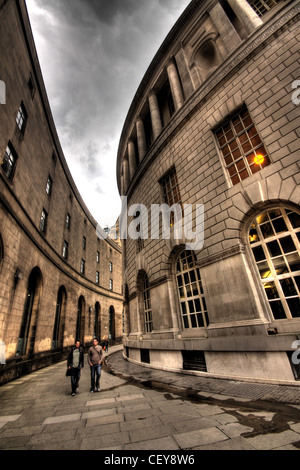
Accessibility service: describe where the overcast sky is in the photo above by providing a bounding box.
[25,0,191,229]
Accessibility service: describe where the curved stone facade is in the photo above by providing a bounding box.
[117,0,300,383]
[0,0,123,384]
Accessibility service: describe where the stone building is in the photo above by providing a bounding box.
[117,0,300,383]
[0,0,123,384]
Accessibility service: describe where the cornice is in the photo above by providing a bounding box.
[117,0,300,194]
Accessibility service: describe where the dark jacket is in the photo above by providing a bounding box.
[67,346,84,369]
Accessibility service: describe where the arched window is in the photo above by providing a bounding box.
[249,207,300,319]
[52,286,67,349]
[76,296,85,344]
[176,250,209,329]
[94,302,101,339]
[17,267,43,356]
[143,274,153,333]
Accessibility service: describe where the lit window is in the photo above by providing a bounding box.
[143,274,153,333]
[109,279,113,290]
[1,143,17,180]
[110,262,113,273]
[40,209,48,234]
[249,207,300,319]
[96,271,99,284]
[215,107,270,186]
[62,241,68,260]
[80,259,85,275]
[176,250,209,329]
[161,168,183,226]
[97,251,100,263]
[46,175,53,196]
[16,102,27,133]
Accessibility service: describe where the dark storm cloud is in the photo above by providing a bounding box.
[26,0,191,225]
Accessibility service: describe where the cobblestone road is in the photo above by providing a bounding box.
[0,347,300,451]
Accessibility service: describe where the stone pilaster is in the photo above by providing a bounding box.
[136,118,147,162]
[166,58,184,111]
[227,0,263,35]
[149,91,162,140]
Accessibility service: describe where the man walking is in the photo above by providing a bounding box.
[67,340,84,396]
[88,338,103,393]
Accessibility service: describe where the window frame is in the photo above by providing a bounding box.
[1,142,18,181]
[160,167,183,226]
[215,106,271,186]
[39,208,48,234]
[16,102,28,134]
[176,250,209,330]
[249,207,300,320]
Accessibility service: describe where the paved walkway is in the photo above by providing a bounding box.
[0,345,299,451]
[108,347,300,405]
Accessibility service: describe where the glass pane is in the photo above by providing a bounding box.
[195,298,201,312]
[286,253,300,272]
[280,278,297,297]
[272,217,288,234]
[295,276,300,292]
[258,261,271,279]
[269,300,286,319]
[272,256,288,275]
[287,211,300,229]
[188,300,195,313]
[252,245,266,262]
[177,275,183,287]
[190,314,197,328]
[181,302,186,315]
[183,315,189,329]
[267,240,281,258]
[192,282,198,296]
[287,298,300,318]
[264,281,279,300]
[268,209,282,220]
[196,313,204,327]
[279,236,296,254]
[249,224,260,244]
[186,284,192,297]
[260,222,274,239]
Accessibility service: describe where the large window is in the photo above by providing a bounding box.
[161,168,183,226]
[248,0,281,17]
[215,106,270,186]
[249,208,300,319]
[176,250,209,329]
[143,274,153,333]
[1,143,18,180]
[16,102,28,133]
[39,208,48,234]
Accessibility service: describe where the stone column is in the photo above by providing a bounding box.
[128,140,137,180]
[136,118,147,162]
[227,0,263,35]
[148,91,162,140]
[122,158,130,194]
[209,2,242,55]
[166,58,184,111]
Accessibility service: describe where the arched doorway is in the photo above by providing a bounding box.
[76,296,85,345]
[17,267,43,356]
[52,286,67,349]
[109,306,115,340]
[94,302,101,339]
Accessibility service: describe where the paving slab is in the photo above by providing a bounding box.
[1,345,300,451]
